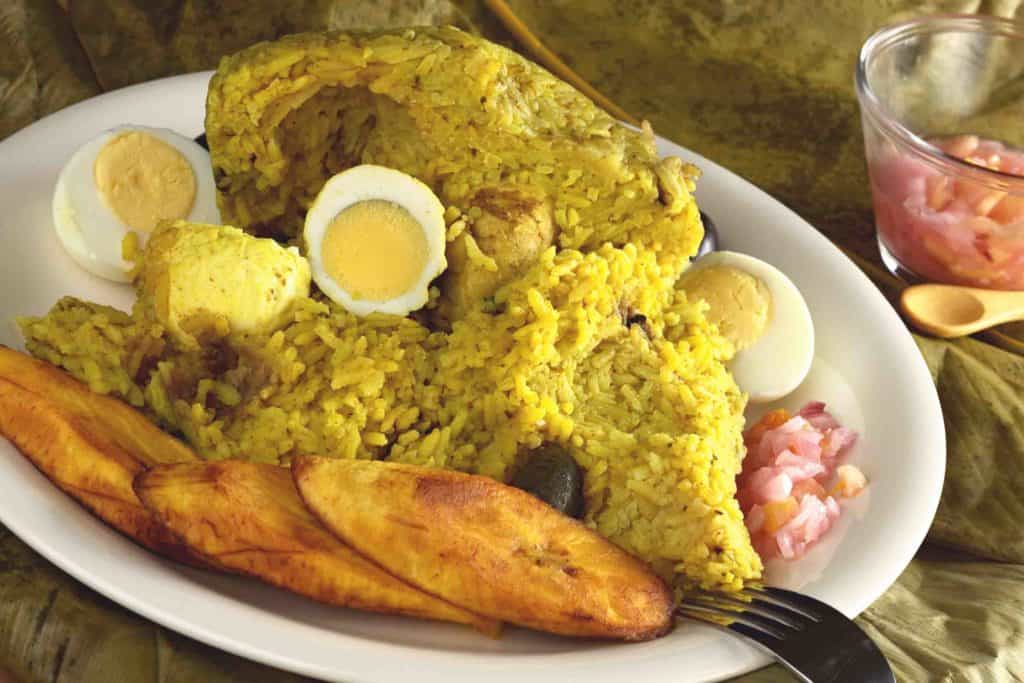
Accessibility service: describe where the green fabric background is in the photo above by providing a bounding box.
[2,1,1024,680]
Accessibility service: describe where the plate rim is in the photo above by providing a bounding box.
[0,70,946,683]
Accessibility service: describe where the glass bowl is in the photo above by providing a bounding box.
[856,14,1024,289]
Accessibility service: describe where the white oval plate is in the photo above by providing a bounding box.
[0,72,944,683]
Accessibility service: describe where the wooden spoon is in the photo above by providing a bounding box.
[900,283,1024,338]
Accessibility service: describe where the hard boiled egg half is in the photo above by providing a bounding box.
[303,165,447,316]
[678,251,814,402]
[53,125,220,282]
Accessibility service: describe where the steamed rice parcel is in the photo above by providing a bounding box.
[20,27,762,593]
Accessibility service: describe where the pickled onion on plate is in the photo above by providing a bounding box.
[739,402,864,561]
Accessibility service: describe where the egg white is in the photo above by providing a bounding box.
[688,251,815,402]
[303,165,447,317]
[53,125,220,282]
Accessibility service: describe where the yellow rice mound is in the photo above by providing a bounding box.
[21,240,760,590]
[20,28,762,591]
[205,27,702,275]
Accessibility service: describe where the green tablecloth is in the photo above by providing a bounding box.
[3,2,1024,680]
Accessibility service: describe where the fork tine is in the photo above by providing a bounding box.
[677,603,788,639]
[724,621,789,649]
[746,586,823,622]
[675,604,731,628]
[689,592,806,630]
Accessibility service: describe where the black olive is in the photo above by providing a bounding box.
[626,313,647,327]
[618,303,651,336]
[510,444,584,518]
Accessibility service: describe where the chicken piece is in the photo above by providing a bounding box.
[293,456,674,641]
[137,221,311,348]
[135,460,499,635]
[0,347,206,566]
[438,186,555,321]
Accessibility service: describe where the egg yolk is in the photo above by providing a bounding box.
[93,131,196,233]
[321,200,429,301]
[679,265,771,351]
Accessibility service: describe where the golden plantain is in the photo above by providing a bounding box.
[0,346,195,467]
[135,460,500,636]
[292,457,674,641]
[0,372,202,566]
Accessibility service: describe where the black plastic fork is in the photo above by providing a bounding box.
[677,586,896,683]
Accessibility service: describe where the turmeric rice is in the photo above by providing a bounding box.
[19,27,762,592]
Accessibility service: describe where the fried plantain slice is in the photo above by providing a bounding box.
[0,346,195,467]
[292,457,674,641]
[0,377,202,565]
[135,460,500,635]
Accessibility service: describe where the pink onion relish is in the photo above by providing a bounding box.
[869,135,1024,289]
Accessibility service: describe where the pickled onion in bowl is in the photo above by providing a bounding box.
[868,135,1024,289]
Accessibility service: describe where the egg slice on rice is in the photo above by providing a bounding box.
[303,165,447,317]
[53,125,220,282]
